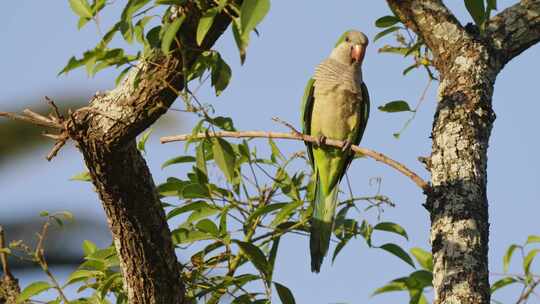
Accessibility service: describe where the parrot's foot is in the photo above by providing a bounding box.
[315,135,327,147]
[341,140,352,153]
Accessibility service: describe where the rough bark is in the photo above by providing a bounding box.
[386,0,540,303]
[63,2,236,303]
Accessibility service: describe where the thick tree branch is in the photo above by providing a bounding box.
[160,131,430,191]
[485,0,540,65]
[386,0,471,72]
[0,2,238,304]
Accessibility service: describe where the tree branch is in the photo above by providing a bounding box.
[160,130,430,191]
[485,0,540,65]
[385,0,470,71]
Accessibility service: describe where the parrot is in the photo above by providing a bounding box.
[301,30,370,273]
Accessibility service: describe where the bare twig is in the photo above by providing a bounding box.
[0,227,13,279]
[0,98,74,161]
[516,279,540,304]
[161,130,430,191]
[34,221,70,304]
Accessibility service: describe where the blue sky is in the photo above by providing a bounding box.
[1,1,539,303]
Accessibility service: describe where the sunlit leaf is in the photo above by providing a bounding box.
[503,244,519,272]
[491,277,517,293]
[410,247,433,271]
[197,8,218,46]
[523,249,540,274]
[211,137,237,183]
[240,0,270,36]
[137,129,153,153]
[161,156,196,169]
[69,0,93,19]
[18,281,52,302]
[161,16,185,54]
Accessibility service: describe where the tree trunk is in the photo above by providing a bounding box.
[426,43,496,304]
[386,0,540,303]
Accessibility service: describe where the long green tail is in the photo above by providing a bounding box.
[310,177,339,273]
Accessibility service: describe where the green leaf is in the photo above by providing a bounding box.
[70,171,92,182]
[185,203,219,223]
[410,247,433,271]
[172,229,212,244]
[65,269,100,286]
[211,54,232,96]
[372,279,408,296]
[270,201,303,227]
[491,277,517,293]
[196,219,219,236]
[161,156,196,169]
[18,281,52,302]
[182,183,210,199]
[161,16,185,54]
[408,270,433,288]
[503,244,519,272]
[374,222,409,240]
[209,116,236,131]
[82,240,98,256]
[115,66,132,86]
[403,63,419,76]
[374,26,400,42]
[137,129,153,153]
[167,200,208,220]
[268,138,285,161]
[379,243,415,268]
[274,282,296,304]
[523,249,540,274]
[464,0,486,26]
[249,203,288,225]
[332,237,351,264]
[211,137,237,183]
[240,0,270,36]
[526,235,540,244]
[197,8,219,46]
[375,15,400,28]
[69,0,93,19]
[268,238,280,280]
[378,100,412,113]
[235,240,270,278]
[232,19,249,64]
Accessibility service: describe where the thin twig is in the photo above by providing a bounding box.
[35,221,70,304]
[0,226,14,279]
[160,130,430,191]
[516,279,540,304]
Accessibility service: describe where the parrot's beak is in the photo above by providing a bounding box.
[351,44,365,64]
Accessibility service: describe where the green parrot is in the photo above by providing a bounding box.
[301,30,370,272]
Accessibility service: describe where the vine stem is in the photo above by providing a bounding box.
[160,130,429,191]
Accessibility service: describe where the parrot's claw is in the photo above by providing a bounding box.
[315,135,327,147]
[341,140,352,153]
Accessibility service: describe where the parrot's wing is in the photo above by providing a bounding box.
[340,82,370,179]
[301,78,316,167]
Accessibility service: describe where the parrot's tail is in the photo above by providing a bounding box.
[310,180,339,273]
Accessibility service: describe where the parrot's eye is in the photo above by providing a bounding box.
[345,37,350,42]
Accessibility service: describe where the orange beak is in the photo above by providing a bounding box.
[351,44,365,64]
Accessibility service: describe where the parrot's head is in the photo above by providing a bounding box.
[330,30,369,66]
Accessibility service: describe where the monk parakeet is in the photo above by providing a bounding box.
[301,30,370,272]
